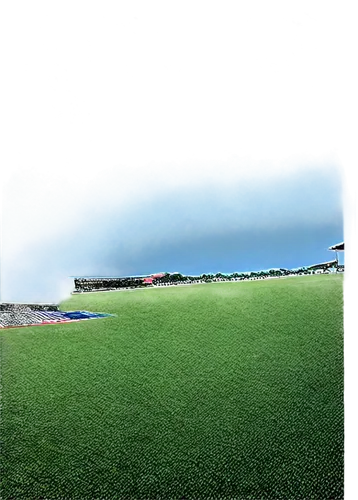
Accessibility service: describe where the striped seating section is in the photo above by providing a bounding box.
[0,310,69,328]
[0,308,113,329]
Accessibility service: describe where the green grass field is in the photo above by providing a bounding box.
[0,274,344,499]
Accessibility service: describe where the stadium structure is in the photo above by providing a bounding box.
[307,260,338,273]
[302,242,344,275]
[329,241,345,271]
[142,272,168,285]
[72,272,179,293]
[0,302,113,329]
[0,302,58,328]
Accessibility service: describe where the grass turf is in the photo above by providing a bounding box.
[0,274,344,499]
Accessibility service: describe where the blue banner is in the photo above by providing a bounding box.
[62,311,114,320]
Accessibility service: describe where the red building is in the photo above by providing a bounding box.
[143,273,166,285]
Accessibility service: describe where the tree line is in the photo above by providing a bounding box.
[74,267,321,292]
[153,267,312,284]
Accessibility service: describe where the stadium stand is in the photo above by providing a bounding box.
[0,303,59,312]
[73,273,173,292]
[0,303,113,329]
[307,260,338,272]
[74,277,145,292]
[0,304,62,328]
[328,241,345,272]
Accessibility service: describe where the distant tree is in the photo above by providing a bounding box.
[170,273,183,283]
[157,275,168,284]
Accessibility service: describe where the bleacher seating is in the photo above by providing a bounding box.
[0,303,62,328]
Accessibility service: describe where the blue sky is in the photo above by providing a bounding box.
[3,153,352,301]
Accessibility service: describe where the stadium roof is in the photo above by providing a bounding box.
[307,260,337,270]
[328,242,344,251]
[260,268,290,272]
